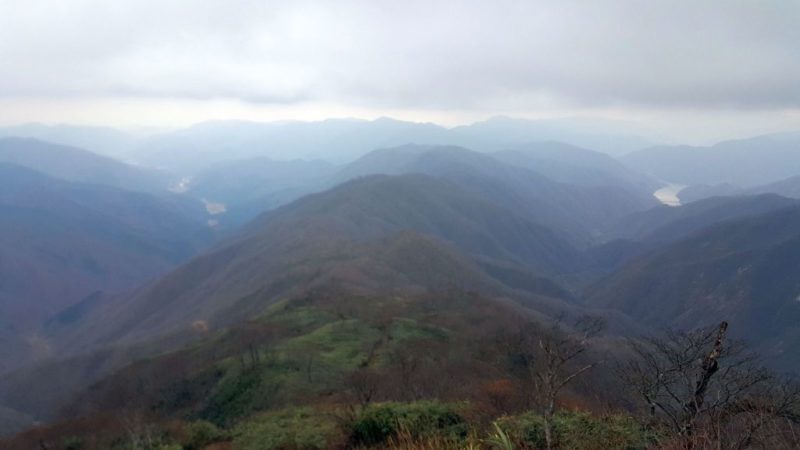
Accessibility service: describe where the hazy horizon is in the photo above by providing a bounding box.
[3,114,800,149]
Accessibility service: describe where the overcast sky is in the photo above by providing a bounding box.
[1,0,799,143]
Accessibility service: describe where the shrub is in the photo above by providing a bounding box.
[349,401,468,446]
[497,411,656,450]
[201,367,280,426]
[62,436,84,450]
[182,420,227,449]
[233,408,342,450]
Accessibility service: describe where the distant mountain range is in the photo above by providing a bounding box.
[490,141,659,191]
[604,194,798,243]
[328,144,659,246]
[622,132,800,187]
[0,124,138,158]
[679,175,800,203]
[0,137,172,193]
[177,142,660,232]
[135,116,659,171]
[3,116,662,173]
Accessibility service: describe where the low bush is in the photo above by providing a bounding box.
[181,420,227,449]
[349,401,468,446]
[233,408,342,450]
[497,410,657,450]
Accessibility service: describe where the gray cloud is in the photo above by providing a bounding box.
[1,0,800,111]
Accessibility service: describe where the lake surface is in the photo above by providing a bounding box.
[653,184,685,206]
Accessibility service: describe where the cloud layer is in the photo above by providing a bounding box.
[2,0,799,110]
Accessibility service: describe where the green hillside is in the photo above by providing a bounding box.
[3,290,655,450]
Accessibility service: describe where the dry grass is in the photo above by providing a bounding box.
[369,422,510,450]
[368,422,483,450]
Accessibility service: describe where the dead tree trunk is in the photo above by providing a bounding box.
[680,321,728,446]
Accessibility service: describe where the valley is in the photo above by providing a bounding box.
[2,121,800,449]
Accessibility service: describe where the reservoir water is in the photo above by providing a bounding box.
[653,184,685,206]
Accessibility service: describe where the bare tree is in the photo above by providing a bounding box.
[707,373,800,450]
[345,367,382,409]
[504,314,605,450]
[122,411,163,450]
[619,322,800,449]
[338,362,385,429]
[337,324,391,424]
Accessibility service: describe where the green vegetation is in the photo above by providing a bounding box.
[228,404,653,450]
[202,367,277,426]
[8,292,799,450]
[260,300,336,331]
[233,408,342,450]
[197,309,450,426]
[283,319,382,368]
[497,411,657,450]
[182,420,227,449]
[349,401,468,446]
[186,296,461,427]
